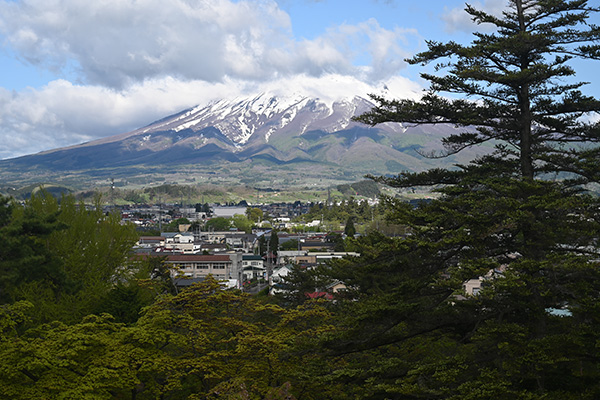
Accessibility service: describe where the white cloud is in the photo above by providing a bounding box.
[442,0,508,34]
[0,77,229,159]
[0,0,292,87]
[0,0,417,88]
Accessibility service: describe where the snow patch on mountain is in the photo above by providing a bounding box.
[148,91,372,146]
[124,73,426,151]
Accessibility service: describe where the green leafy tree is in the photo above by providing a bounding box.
[351,180,380,198]
[257,234,267,256]
[323,181,600,397]
[300,199,375,228]
[0,277,339,399]
[327,232,346,251]
[0,195,67,306]
[274,264,334,306]
[232,214,253,233]
[95,283,153,324]
[164,217,191,232]
[280,239,300,251]
[246,206,263,223]
[0,192,139,325]
[204,216,231,231]
[0,301,33,342]
[195,202,212,216]
[0,314,134,399]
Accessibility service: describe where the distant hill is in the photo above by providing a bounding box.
[0,92,490,190]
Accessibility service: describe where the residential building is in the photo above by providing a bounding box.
[241,254,265,280]
[165,254,240,282]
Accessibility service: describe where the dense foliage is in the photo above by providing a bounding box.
[336,180,380,198]
[300,197,376,226]
[0,277,336,399]
[1,2,600,399]
[320,179,600,398]
[0,192,139,325]
[331,1,600,398]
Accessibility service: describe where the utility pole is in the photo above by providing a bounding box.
[109,178,115,208]
[158,195,162,233]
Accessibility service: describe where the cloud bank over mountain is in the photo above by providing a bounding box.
[0,0,517,160]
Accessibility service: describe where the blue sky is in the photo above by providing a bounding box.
[0,0,598,160]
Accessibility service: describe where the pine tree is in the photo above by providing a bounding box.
[269,229,279,257]
[323,2,600,397]
[344,216,356,237]
[357,0,600,185]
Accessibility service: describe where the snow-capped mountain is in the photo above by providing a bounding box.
[0,91,482,186]
[106,92,377,150]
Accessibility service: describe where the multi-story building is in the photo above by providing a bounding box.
[241,254,265,280]
[165,254,241,281]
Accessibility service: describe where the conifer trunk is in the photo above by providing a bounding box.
[516,0,534,180]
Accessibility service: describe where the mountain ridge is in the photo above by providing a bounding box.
[0,92,488,189]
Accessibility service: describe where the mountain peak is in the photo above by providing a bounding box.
[1,78,467,189]
[135,92,373,146]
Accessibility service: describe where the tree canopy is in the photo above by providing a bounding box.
[0,277,337,399]
[0,192,139,325]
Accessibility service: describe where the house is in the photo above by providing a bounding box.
[138,236,165,247]
[326,280,347,294]
[165,254,239,282]
[269,265,294,295]
[201,243,228,253]
[312,252,360,263]
[277,250,307,266]
[225,233,257,252]
[241,254,266,280]
[277,251,360,266]
[199,231,231,244]
[463,277,485,296]
[171,233,194,243]
[164,233,200,254]
[462,265,507,296]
